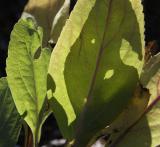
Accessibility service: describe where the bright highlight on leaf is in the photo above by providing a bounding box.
[91,38,96,44]
[120,39,143,75]
[104,70,114,80]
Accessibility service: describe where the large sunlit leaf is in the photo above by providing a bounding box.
[0,77,21,147]
[48,0,96,139]
[23,0,70,45]
[6,18,51,146]
[48,0,144,145]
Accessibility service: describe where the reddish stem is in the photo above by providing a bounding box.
[24,126,33,147]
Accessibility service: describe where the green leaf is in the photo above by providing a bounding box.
[23,0,70,45]
[102,51,160,147]
[112,53,160,147]
[0,77,21,147]
[141,53,160,101]
[109,98,160,147]
[48,0,144,145]
[93,84,149,147]
[6,18,51,146]
[48,0,96,139]
[51,0,71,43]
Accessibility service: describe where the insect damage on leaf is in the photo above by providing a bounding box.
[6,17,51,146]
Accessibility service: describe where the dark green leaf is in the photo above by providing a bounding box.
[0,77,21,147]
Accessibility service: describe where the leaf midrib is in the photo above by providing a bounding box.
[87,0,113,102]
[18,40,39,120]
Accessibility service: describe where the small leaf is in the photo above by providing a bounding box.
[48,0,144,145]
[0,77,21,147]
[6,18,51,146]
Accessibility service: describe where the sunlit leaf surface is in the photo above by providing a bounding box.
[48,0,144,145]
[6,18,51,145]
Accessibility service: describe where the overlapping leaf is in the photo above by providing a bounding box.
[0,78,21,147]
[48,0,144,145]
[102,52,160,147]
[97,54,160,147]
[23,0,70,45]
[6,18,51,146]
[111,100,160,147]
[115,52,160,147]
[141,53,160,101]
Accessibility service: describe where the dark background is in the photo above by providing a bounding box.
[1,0,160,77]
[0,0,160,146]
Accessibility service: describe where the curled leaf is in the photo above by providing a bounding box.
[23,0,70,45]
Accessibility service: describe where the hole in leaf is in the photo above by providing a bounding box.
[104,69,114,80]
[34,47,41,59]
[91,38,96,44]
[102,133,111,141]
[48,40,56,49]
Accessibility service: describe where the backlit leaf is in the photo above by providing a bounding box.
[48,0,144,145]
[6,18,51,146]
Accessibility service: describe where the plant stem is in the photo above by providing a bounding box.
[145,96,160,113]
[24,125,33,147]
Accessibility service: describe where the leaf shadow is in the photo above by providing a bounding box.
[47,73,75,140]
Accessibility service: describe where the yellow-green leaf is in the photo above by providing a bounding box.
[6,18,51,146]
